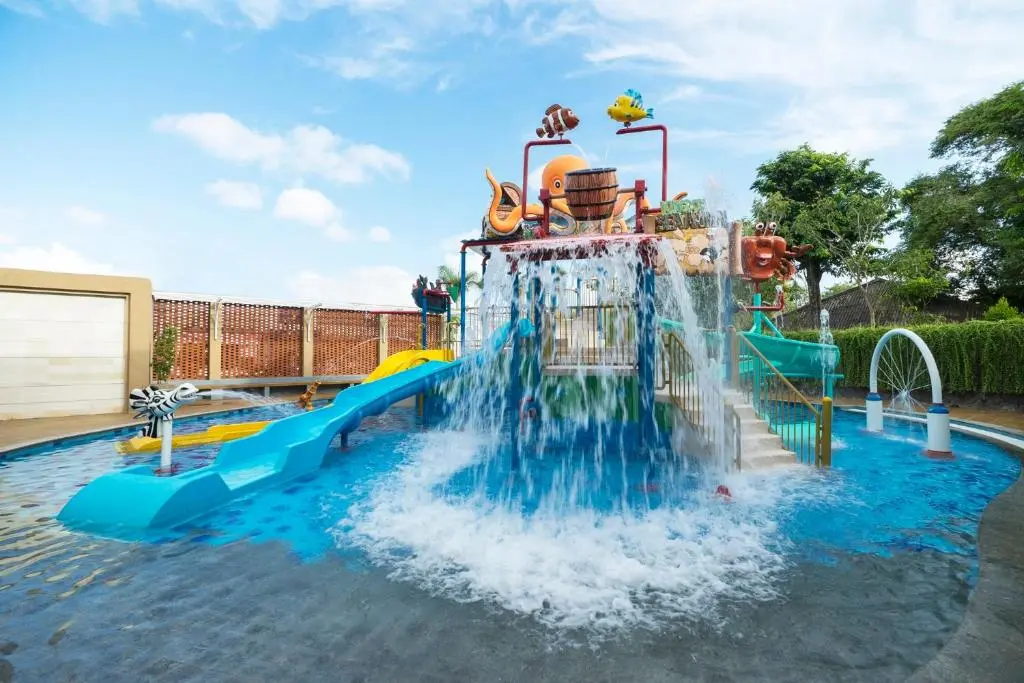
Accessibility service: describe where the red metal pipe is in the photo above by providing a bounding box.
[616,124,668,203]
[632,179,646,234]
[539,187,552,239]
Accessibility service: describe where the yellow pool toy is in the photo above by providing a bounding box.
[116,421,270,455]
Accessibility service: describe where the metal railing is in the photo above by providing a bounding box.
[544,305,637,367]
[661,330,741,469]
[735,332,832,467]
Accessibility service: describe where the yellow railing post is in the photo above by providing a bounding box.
[820,396,833,467]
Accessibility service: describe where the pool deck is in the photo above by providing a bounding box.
[0,389,341,455]
[3,397,1024,681]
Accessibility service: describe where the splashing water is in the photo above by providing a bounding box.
[195,389,305,418]
[818,309,838,400]
[340,236,807,633]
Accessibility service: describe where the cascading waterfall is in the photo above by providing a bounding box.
[340,233,807,634]
[432,238,731,514]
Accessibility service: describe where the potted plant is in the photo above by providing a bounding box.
[152,326,179,382]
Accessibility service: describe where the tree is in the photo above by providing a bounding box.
[901,81,1024,306]
[885,247,950,312]
[437,264,483,304]
[983,297,1022,321]
[751,144,890,321]
[824,282,857,298]
[796,189,899,326]
[152,326,178,382]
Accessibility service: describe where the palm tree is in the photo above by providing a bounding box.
[438,264,482,304]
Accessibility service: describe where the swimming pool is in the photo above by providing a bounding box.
[0,404,1018,682]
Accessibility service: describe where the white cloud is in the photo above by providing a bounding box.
[0,242,117,275]
[153,112,410,185]
[65,0,139,23]
[0,233,15,246]
[288,266,418,309]
[271,187,363,242]
[205,179,263,209]
[273,187,337,226]
[573,0,1024,154]
[368,226,391,242]
[324,224,354,243]
[64,205,107,227]
[0,0,46,16]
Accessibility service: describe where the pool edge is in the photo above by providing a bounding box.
[0,403,290,459]
[909,445,1024,681]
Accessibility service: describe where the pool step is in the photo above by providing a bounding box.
[723,389,798,469]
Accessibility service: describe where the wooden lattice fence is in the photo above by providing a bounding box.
[152,296,448,382]
[152,299,210,380]
[220,303,304,378]
[314,309,382,376]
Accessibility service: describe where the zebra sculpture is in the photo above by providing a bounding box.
[128,383,200,438]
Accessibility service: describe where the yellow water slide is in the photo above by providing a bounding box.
[363,349,453,383]
[116,421,270,455]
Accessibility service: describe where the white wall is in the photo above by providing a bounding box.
[0,291,127,419]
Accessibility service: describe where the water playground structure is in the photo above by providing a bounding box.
[7,92,1023,681]
[59,94,955,539]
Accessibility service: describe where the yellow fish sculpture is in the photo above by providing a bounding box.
[607,88,654,127]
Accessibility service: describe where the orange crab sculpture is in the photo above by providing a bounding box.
[740,221,813,284]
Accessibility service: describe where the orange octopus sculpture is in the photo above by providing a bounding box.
[740,221,813,283]
[484,155,649,237]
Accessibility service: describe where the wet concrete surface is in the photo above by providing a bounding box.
[2,533,975,683]
[909,468,1024,683]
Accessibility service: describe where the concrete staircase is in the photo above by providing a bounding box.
[655,387,798,469]
[722,389,796,469]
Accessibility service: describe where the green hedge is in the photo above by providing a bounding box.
[786,320,1024,395]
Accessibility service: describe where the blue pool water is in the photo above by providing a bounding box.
[131,407,1018,569]
[0,401,1019,682]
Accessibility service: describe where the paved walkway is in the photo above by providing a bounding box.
[0,390,341,454]
[833,397,1024,433]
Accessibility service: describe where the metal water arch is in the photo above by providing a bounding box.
[865,328,951,455]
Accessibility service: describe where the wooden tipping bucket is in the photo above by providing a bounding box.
[564,168,619,221]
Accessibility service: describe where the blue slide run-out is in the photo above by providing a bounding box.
[58,320,533,535]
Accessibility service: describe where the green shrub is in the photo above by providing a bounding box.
[152,326,179,382]
[787,320,1024,395]
[983,296,1021,322]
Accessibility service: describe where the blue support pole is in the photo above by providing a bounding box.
[751,292,762,334]
[509,271,522,467]
[636,263,657,451]
[460,248,467,353]
[530,275,543,395]
[421,294,428,350]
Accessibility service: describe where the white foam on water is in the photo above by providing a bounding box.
[337,430,823,634]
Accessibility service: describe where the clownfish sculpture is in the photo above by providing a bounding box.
[536,104,580,139]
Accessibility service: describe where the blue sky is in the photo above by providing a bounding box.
[1,0,1022,308]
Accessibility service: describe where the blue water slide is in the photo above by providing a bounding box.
[658,317,841,384]
[58,319,532,535]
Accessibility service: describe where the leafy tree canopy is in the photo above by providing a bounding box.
[751,144,895,318]
[901,81,1024,305]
